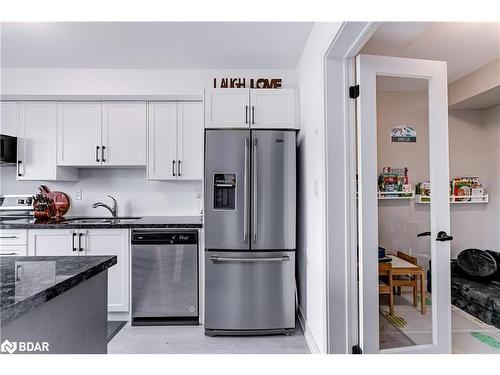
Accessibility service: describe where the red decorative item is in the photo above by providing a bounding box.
[33,185,70,219]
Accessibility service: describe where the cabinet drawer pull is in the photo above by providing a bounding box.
[101,146,106,162]
[172,160,176,176]
[178,160,182,176]
[96,146,100,162]
[0,236,18,239]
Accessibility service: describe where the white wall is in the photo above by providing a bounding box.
[1,68,296,95]
[0,67,296,216]
[295,22,342,354]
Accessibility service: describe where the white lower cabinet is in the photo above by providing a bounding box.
[82,229,130,312]
[28,229,78,256]
[28,228,130,312]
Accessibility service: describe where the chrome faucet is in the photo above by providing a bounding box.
[91,195,117,217]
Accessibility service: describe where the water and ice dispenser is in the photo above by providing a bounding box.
[213,173,236,210]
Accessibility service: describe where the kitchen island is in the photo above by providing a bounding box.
[0,255,116,354]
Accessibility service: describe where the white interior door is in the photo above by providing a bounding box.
[356,54,451,354]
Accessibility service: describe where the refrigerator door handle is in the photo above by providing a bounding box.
[210,255,290,263]
[252,138,258,243]
[243,138,249,243]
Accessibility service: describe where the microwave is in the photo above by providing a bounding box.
[0,134,17,165]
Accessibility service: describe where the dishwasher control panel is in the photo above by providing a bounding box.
[131,230,198,245]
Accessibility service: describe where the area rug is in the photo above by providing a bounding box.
[107,321,127,343]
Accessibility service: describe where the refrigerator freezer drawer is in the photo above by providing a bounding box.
[205,251,295,333]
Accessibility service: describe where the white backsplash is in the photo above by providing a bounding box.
[0,167,203,217]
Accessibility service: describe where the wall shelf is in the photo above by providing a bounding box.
[415,194,489,204]
[377,191,415,200]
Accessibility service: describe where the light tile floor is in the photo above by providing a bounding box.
[380,290,500,353]
[108,322,310,354]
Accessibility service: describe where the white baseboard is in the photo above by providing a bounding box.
[297,305,321,354]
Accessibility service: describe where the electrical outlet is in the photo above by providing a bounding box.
[75,189,82,200]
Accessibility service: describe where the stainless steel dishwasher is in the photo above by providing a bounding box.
[131,230,198,325]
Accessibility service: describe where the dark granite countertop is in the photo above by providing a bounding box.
[0,215,203,229]
[0,256,116,326]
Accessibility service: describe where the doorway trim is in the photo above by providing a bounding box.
[324,21,379,354]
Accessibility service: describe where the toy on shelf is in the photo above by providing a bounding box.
[415,177,488,204]
[378,166,413,198]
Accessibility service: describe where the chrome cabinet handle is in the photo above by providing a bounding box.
[1,252,18,256]
[16,264,23,281]
[178,160,182,176]
[72,232,77,251]
[210,255,290,263]
[0,236,17,239]
[243,137,249,243]
[252,138,258,243]
[252,105,255,124]
[172,160,176,176]
[96,146,100,162]
[101,146,106,162]
[17,160,23,177]
[245,105,248,124]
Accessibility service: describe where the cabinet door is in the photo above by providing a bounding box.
[1,101,18,136]
[177,102,204,180]
[205,89,249,128]
[28,229,78,256]
[57,102,102,166]
[147,102,178,180]
[18,102,58,180]
[102,102,147,166]
[83,229,130,312]
[250,89,298,129]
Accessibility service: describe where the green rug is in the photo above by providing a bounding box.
[470,332,500,349]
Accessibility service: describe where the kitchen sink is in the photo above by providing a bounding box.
[61,216,142,224]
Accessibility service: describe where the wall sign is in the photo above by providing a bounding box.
[390,125,417,143]
[213,78,282,89]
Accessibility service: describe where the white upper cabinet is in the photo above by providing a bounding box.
[205,89,250,128]
[205,89,298,129]
[58,102,102,167]
[1,101,18,136]
[148,102,178,180]
[177,102,204,180]
[148,102,204,180]
[18,102,78,181]
[102,102,147,166]
[250,89,298,129]
[57,101,147,167]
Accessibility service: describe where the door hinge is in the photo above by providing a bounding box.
[352,344,363,354]
[349,85,360,99]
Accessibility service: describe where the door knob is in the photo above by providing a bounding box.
[436,231,453,242]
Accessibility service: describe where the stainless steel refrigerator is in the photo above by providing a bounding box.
[204,129,296,336]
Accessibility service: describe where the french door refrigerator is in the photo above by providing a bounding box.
[204,129,296,336]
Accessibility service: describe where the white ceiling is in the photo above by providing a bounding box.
[0,22,313,69]
[362,22,500,82]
